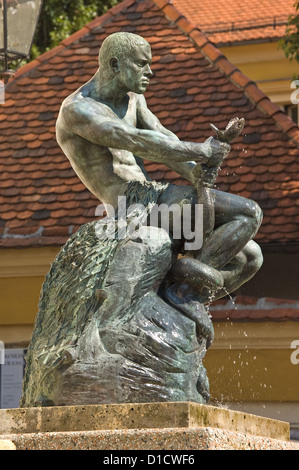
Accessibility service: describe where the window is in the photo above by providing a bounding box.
[284,104,298,125]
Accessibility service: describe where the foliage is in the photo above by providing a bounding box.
[31,0,120,58]
[279,1,299,62]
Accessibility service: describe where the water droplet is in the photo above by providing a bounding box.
[223,288,238,310]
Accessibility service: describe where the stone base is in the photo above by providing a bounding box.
[1,402,299,451]
[2,427,299,451]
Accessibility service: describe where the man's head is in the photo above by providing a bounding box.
[98,32,153,94]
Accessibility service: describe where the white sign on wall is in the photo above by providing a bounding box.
[0,81,4,105]
[0,348,27,409]
[0,341,4,365]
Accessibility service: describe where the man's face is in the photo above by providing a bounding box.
[117,43,153,94]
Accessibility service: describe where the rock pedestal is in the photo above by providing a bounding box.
[21,222,213,407]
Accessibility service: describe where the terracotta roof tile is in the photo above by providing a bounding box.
[171,0,296,45]
[210,295,299,321]
[0,0,299,248]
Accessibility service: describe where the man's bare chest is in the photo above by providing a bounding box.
[97,94,137,128]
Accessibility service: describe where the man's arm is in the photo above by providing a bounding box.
[61,97,227,167]
[136,95,226,184]
[136,94,179,139]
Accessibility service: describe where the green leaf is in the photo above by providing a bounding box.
[31,0,120,57]
[279,1,299,63]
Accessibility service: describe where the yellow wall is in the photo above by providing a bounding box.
[0,276,44,325]
[221,41,299,106]
[0,247,59,339]
[206,321,299,403]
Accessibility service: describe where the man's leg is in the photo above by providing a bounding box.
[207,239,263,302]
[196,189,263,270]
[167,239,263,305]
[193,188,263,298]
[158,184,262,272]
[159,184,263,300]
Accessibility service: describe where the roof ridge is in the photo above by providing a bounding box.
[152,0,299,148]
[9,0,136,85]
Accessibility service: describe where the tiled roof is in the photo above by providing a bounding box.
[0,0,299,248]
[211,295,299,321]
[172,0,295,45]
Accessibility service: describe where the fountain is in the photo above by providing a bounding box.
[19,32,263,408]
[0,32,294,450]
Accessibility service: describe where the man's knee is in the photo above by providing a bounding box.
[213,190,263,231]
[237,199,263,237]
[248,200,263,230]
[243,240,263,272]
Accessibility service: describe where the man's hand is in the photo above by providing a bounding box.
[192,136,230,188]
[205,136,230,168]
[192,162,219,188]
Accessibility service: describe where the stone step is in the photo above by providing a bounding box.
[0,402,291,442]
[1,427,299,451]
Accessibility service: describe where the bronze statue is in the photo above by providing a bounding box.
[56,32,262,302]
[20,33,263,407]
